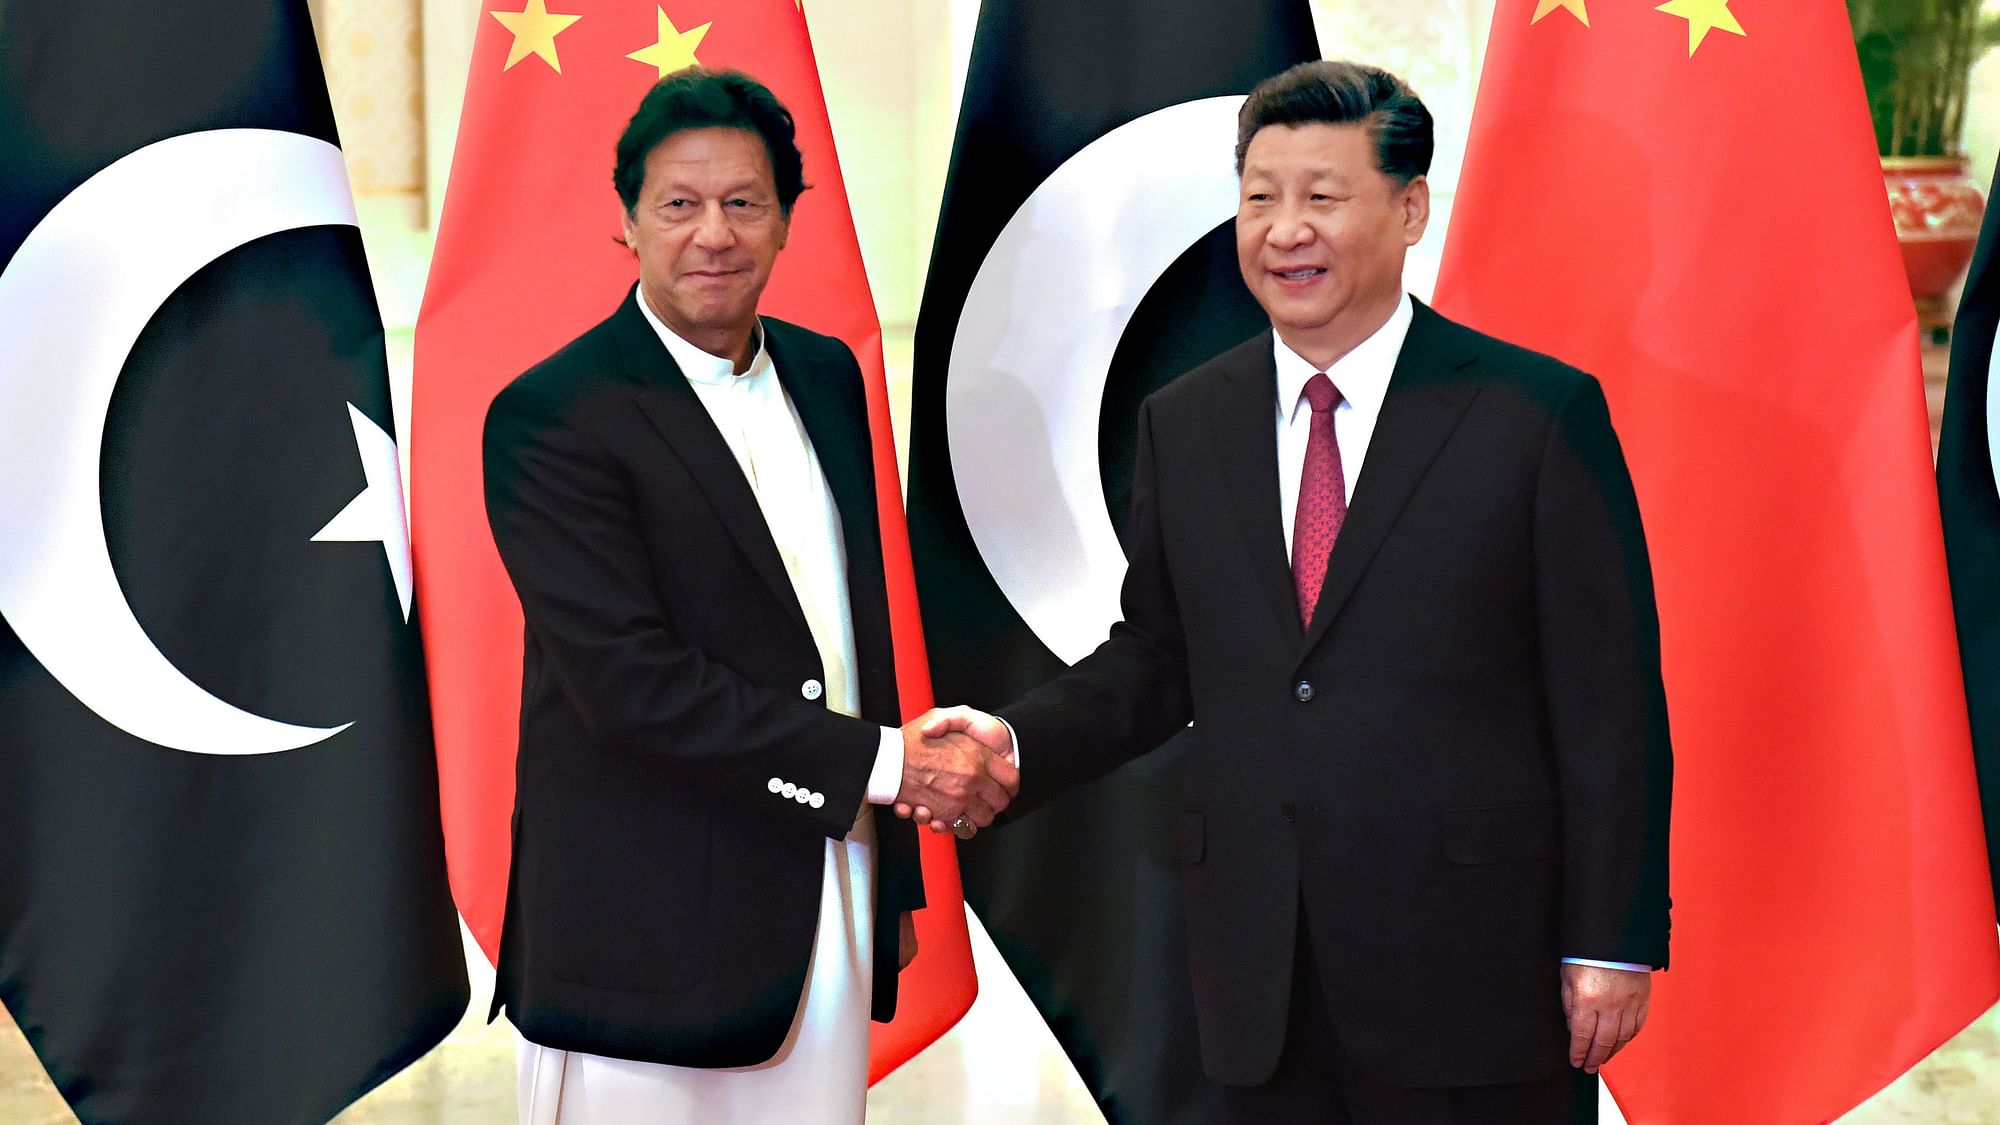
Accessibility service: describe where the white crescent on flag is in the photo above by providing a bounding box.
[946,96,1245,664]
[0,128,367,755]
[1988,317,2000,494]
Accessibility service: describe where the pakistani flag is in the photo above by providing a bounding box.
[0,1,466,1121]
[1940,156,2000,905]
[905,1,1316,1120]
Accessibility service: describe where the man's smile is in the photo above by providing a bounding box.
[1271,265,1329,284]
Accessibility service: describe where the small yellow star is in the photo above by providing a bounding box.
[490,0,581,73]
[1655,0,1745,57]
[626,9,712,78]
[1531,0,1589,27]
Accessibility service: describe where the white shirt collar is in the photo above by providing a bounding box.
[1272,292,1413,418]
[633,286,772,387]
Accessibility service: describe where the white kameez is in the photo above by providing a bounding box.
[516,297,877,1125]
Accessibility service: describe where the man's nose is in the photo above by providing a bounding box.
[1266,206,1314,249]
[691,202,735,249]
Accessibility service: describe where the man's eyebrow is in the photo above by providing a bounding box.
[650,178,773,197]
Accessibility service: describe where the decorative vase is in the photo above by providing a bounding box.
[1884,155,1986,329]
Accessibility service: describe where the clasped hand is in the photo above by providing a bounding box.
[893,706,1018,834]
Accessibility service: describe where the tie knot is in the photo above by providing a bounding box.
[1303,373,1341,414]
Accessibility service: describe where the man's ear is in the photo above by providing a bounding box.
[1401,175,1431,246]
[619,206,638,251]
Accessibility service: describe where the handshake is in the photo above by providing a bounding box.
[893,707,1017,839]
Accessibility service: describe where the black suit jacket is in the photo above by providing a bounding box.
[1001,301,1671,1089]
[482,290,923,1068]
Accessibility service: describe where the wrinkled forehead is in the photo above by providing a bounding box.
[639,126,779,190]
[1239,121,1382,180]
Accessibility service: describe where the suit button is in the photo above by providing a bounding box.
[809,792,825,810]
[782,782,799,799]
[795,789,812,804]
[767,777,784,794]
[802,679,824,701]
[1294,681,1314,702]
[1281,803,1296,823]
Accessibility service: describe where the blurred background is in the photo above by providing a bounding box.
[6,0,2000,1120]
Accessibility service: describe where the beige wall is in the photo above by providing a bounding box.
[1309,0,1495,299]
[318,0,425,194]
[1969,0,2000,188]
[808,0,956,333]
[307,0,432,337]
[422,0,483,227]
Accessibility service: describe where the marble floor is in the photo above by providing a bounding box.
[0,916,1115,1125]
[6,906,2000,1125]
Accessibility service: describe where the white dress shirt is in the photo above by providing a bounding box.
[635,295,906,804]
[656,317,860,724]
[1275,293,1412,549]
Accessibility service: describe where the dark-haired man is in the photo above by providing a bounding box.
[483,68,1015,1123]
[922,59,1672,1122]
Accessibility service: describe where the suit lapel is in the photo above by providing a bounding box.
[767,322,902,725]
[1206,332,1303,647]
[764,320,881,604]
[1298,301,1482,659]
[616,299,812,637]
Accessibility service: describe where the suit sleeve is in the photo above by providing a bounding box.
[1533,375,1673,968]
[483,379,879,839]
[999,397,1196,812]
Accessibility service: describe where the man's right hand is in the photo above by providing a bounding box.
[897,707,1019,832]
[895,716,1019,831]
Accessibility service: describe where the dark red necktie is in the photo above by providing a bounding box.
[1292,373,1347,625]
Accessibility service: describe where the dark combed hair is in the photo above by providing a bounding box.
[1234,60,1434,185]
[613,67,809,215]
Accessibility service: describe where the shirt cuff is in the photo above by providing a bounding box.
[1561,957,1653,973]
[866,727,904,805]
[997,717,1021,768]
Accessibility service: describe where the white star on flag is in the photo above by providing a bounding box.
[314,403,414,621]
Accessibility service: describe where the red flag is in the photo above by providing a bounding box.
[1435,2,2000,1120]
[412,0,975,1079]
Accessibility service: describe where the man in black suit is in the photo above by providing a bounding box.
[920,60,1671,1123]
[482,69,1016,1123]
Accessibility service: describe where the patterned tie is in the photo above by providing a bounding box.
[1292,373,1347,626]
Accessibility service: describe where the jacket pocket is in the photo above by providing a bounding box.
[1442,801,1558,865]
[1178,810,1205,865]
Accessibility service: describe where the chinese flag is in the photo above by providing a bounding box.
[411,1,974,1079]
[1435,2,2000,1121]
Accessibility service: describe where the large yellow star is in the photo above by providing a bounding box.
[1655,0,1745,56]
[1531,0,1589,27]
[626,9,712,78]
[490,0,581,73]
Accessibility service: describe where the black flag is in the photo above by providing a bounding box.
[0,2,466,1122]
[1940,157,2000,906]
[906,3,1314,1121]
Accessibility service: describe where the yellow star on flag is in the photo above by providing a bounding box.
[1655,0,1745,56]
[627,9,712,78]
[490,0,581,73]
[1531,0,1589,27]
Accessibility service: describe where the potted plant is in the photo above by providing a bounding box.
[1849,0,2000,322]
